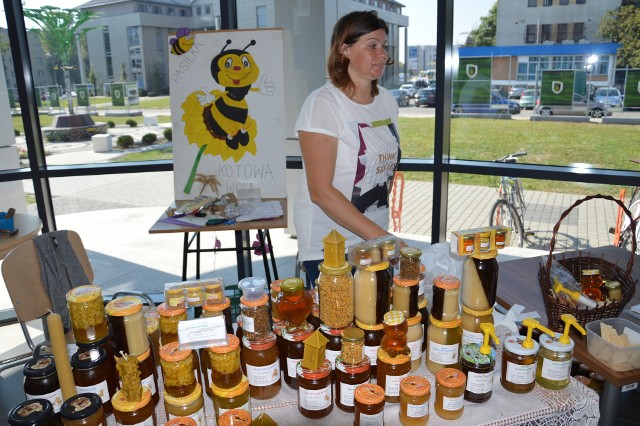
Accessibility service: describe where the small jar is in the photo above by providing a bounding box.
[406,313,423,372]
[66,285,108,344]
[164,383,205,426]
[477,231,491,253]
[495,228,507,249]
[269,279,283,322]
[185,284,205,308]
[8,399,56,426]
[536,332,574,391]
[144,307,161,368]
[501,335,539,393]
[165,287,186,309]
[376,350,411,403]
[461,251,498,311]
[60,393,107,425]
[211,376,251,420]
[202,297,233,335]
[381,310,411,358]
[23,356,63,414]
[204,280,225,305]
[399,375,431,426]
[426,315,462,374]
[605,280,622,302]
[282,327,315,388]
[580,269,605,301]
[160,342,197,398]
[354,383,385,426]
[354,261,391,326]
[460,343,496,403]
[461,306,494,347]
[463,234,475,254]
[132,348,160,406]
[157,303,188,346]
[335,327,370,412]
[277,277,314,334]
[112,387,156,425]
[392,276,419,320]
[399,247,422,280]
[317,262,354,329]
[240,294,271,342]
[105,296,150,357]
[434,368,466,420]
[240,333,281,400]
[431,275,460,322]
[207,334,242,389]
[319,324,343,371]
[296,359,333,419]
[355,320,384,377]
[218,409,252,426]
[70,348,118,414]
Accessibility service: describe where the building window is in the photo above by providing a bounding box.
[528,0,537,6]
[167,7,175,16]
[137,4,147,13]
[196,6,201,15]
[526,24,537,43]
[180,9,187,17]
[256,5,267,28]
[557,23,568,42]
[152,6,161,14]
[205,6,211,14]
[573,22,584,41]
[540,24,552,42]
[559,0,569,4]
[543,0,552,6]
[576,0,586,3]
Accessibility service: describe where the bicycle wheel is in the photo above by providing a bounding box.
[618,218,639,254]
[489,200,525,247]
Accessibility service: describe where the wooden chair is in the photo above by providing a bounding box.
[0,230,93,372]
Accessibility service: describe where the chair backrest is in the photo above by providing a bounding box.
[1,230,93,323]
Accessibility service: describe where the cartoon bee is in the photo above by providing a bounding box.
[170,28,195,55]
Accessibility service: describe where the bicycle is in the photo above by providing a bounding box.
[613,160,640,254]
[488,151,529,247]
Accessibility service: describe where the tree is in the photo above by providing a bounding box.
[88,66,97,95]
[463,2,497,47]
[598,4,640,68]
[24,6,98,114]
[120,63,128,82]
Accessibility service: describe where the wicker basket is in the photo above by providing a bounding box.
[538,194,637,332]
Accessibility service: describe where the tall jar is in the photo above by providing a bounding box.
[460,343,496,403]
[157,303,188,346]
[163,383,205,426]
[431,275,460,322]
[376,350,411,403]
[202,297,233,335]
[240,294,271,342]
[276,277,313,334]
[501,335,539,393]
[406,313,423,372]
[111,387,156,425]
[8,399,56,426]
[70,348,118,414]
[426,315,462,374]
[381,311,411,358]
[23,355,63,415]
[461,250,498,311]
[434,368,466,420]
[335,327,371,413]
[296,359,333,419]
[211,376,251,420]
[319,324,342,371]
[66,285,108,344]
[207,334,242,389]
[353,261,391,326]
[160,342,197,398]
[217,409,252,426]
[240,333,281,400]
[354,384,385,426]
[143,307,161,368]
[355,320,384,377]
[317,262,354,329]
[536,333,574,390]
[399,375,431,426]
[392,276,419,320]
[105,296,150,357]
[461,306,494,347]
[59,393,107,426]
[282,327,315,388]
[399,247,422,280]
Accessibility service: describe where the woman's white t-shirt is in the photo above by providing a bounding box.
[294,82,401,262]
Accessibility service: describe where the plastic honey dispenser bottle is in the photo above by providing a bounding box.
[536,314,586,390]
[552,279,598,309]
[501,318,555,393]
[460,323,499,403]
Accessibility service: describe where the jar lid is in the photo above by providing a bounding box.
[23,355,56,377]
[208,334,240,353]
[406,312,422,326]
[203,297,231,311]
[539,332,574,352]
[341,326,364,342]
[462,305,494,316]
[165,417,198,426]
[284,327,315,342]
[8,399,54,425]
[270,279,283,292]
[163,382,202,406]
[237,276,267,301]
[105,296,143,316]
[159,342,192,361]
[504,335,539,356]
[280,277,304,292]
[377,349,411,364]
[400,375,431,396]
[211,376,249,398]
[242,333,276,350]
[429,314,462,328]
[354,383,385,405]
[166,287,184,295]
[436,368,466,388]
[582,269,600,276]
[60,393,102,420]
[336,356,370,374]
[393,275,419,287]
[605,280,621,289]
[400,247,422,259]
[461,343,495,365]
[354,319,384,331]
[383,310,406,326]
[71,348,106,370]
[111,386,152,412]
[470,250,498,260]
[318,261,352,276]
[364,260,390,272]
[433,275,460,289]
[240,293,269,307]
[185,284,203,292]
[298,359,332,379]
[66,285,102,303]
[218,409,252,426]
[157,302,186,316]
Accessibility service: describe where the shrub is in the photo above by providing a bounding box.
[163,127,172,141]
[14,128,20,136]
[141,133,157,145]
[117,135,134,149]
[107,120,115,128]
[18,147,27,159]
[125,119,138,128]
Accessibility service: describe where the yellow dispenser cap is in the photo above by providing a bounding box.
[521,318,555,349]
[479,323,499,355]
[552,278,597,309]
[558,314,586,345]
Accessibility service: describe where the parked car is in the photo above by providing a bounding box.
[519,89,538,110]
[399,84,417,98]
[594,87,623,108]
[391,89,411,107]
[509,85,530,99]
[415,88,436,107]
[534,93,612,118]
[452,89,521,114]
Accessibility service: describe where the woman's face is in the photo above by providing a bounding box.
[342,29,389,85]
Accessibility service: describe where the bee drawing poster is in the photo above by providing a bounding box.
[169,28,286,199]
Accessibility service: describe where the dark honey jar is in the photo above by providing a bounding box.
[8,399,56,426]
[23,355,63,415]
[70,348,118,414]
[59,393,107,426]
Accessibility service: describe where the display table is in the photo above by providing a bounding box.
[0,213,42,259]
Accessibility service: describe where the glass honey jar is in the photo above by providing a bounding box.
[276,277,314,334]
[353,260,391,326]
[218,409,252,426]
[335,327,371,413]
[392,276,419,320]
[296,359,333,419]
[163,383,205,426]
[211,375,251,420]
[202,297,233,335]
[282,327,315,389]
[23,355,63,415]
[207,334,242,389]
[157,303,188,346]
[165,286,186,309]
[317,262,354,330]
[580,269,605,302]
[399,247,422,280]
[319,324,343,371]
[60,393,107,426]
[381,310,411,358]
[111,386,156,425]
[185,284,205,308]
[105,296,150,357]
[426,315,462,374]
[160,342,197,398]
[431,275,460,322]
[376,350,411,403]
[8,399,56,426]
[240,333,281,400]
[399,375,431,426]
[355,320,384,377]
[461,306,494,347]
[406,313,423,372]
[70,348,118,414]
[165,417,197,426]
[434,368,466,420]
[354,384,385,426]
[204,280,225,305]
[66,285,108,344]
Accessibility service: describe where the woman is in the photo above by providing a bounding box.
[294,10,402,287]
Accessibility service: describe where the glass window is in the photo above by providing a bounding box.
[153,6,161,14]
[205,6,211,14]
[559,0,569,4]
[196,7,202,16]
[256,5,267,28]
[180,9,187,17]
[543,0,552,6]
[540,24,552,42]
[576,0,586,4]
[167,7,175,16]
[557,23,567,42]
[137,4,147,13]
[573,23,584,41]
[526,24,537,43]
[528,0,537,6]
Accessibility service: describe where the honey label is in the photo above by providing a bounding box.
[505,361,537,385]
[428,341,459,365]
[384,372,409,397]
[359,411,384,425]
[406,402,429,418]
[26,389,63,413]
[168,406,205,426]
[540,358,571,381]
[466,371,493,394]
[287,357,300,378]
[242,315,255,333]
[339,381,362,407]
[246,360,280,386]
[76,380,111,405]
[364,345,379,366]
[461,329,484,346]
[326,349,340,370]
[442,394,463,411]
[299,384,331,410]
[408,339,422,361]
[141,373,157,395]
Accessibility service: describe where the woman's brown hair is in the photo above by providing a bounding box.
[327,10,393,98]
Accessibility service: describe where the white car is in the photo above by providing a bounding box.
[594,87,623,108]
[399,84,417,98]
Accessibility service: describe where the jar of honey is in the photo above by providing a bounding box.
[355,320,384,377]
[160,342,197,398]
[461,306,494,347]
[317,262,354,329]
[70,348,118,414]
[111,387,156,425]
[240,294,271,342]
[605,280,622,302]
[143,307,161,368]
[282,327,315,388]
[8,399,55,426]
[406,314,423,372]
[354,384,385,426]
[399,247,422,280]
[580,269,605,301]
[431,275,460,322]
[23,356,63,415]
[202,297,233,335]
[66,285,108,344]
[163,383,205,425]
[204,280,224,305]
[105,296,150,357]
[460,343,496,403]
[376,349,411,403]
[501,335,539,393]
[399,375,430,426]
[296,359,333,419]
[240,333,281,400]
[434,368,466,420]
[276,277,313,334]
[494,228,507,249]
[392,276,419,320]
[165,286,186,309]
[218,409,252,426]
[133,348,159,406]
[157,303,188,346]
[426,315,462,374]
[353,260,391,326]
[463,234,475,254]
[335,327,370,412]
[269,279,283,322]
[166,417,197,426]
[381,310,411,358]
[185,284,205,308]
[207,334,242,389]
[59,393,107,425]
[461,251,498,311]
[211,375,251,420]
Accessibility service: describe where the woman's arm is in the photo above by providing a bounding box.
[299,130,393,241]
